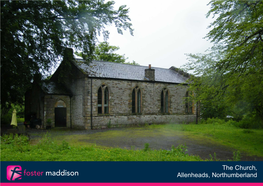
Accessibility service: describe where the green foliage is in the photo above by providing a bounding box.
[76,41,139,65]
[1,104,25,126]
[61,140,71,150]
[34,134,71,153]
[209,153,218,161]
[183,47,231,120]
[168,145,188,157]
[201,118,225,125]
[1,134,30,153]
[1,113,12,127]
[107,120,111,128]
[94,41,126,63]
[1,0,133,111]
[17,118,25,123]
[1,123,263,161]
[233,151,241,161]
[201,117,262,129]
[46,119,52,126]
[124,60,140,66]
[143,143,150,152]
[1,135,201,161]
[243,129,254,134]
[165,123,263,157]
[227,114,263,129]
[209,151,241,161]
[183,1,263,126]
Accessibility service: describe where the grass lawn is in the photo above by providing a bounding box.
[1,134,201,161]
[154,123,263,157]
[50,123,263,158]
[1,122,263,161]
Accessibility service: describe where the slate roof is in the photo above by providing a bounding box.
[42,81,72,96]
[74,60,189,84]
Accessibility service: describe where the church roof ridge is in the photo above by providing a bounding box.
[73,60,189,84]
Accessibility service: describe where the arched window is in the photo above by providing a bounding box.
[161,88,169,113]
[98,85,109,114]
[185,91,193,114]
[132,86,141,113]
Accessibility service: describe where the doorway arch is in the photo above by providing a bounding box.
[55,100,67,127]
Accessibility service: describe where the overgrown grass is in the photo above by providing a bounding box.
[60,121,263,157]
[1,134,201,161]
[164,119,263,157]
[1,120,263,161]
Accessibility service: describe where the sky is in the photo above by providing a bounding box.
[100,0,214,69]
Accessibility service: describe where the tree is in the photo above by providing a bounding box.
[1,0,133,113]
[184,46,233,120]
[94,41,127,63]
[76,41,139,65]
[183,0,263,125]
[94,41,139,65]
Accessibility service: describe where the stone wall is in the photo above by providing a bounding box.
[46,61,196,129]
[91,115,196,129]
[90,79,189,115]
[68,77,86,128]
[84,78,195,129]
[52,61,88,129]
[44,95,71,128]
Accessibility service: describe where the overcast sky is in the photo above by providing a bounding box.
[101,0,214,69]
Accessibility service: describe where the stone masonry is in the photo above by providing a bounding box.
[81,78,195,129]
[27,52,196,129]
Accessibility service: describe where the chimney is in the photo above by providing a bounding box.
[145,64,155,81]
[63,48,74,61]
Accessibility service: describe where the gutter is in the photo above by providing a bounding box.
[85,76,189,86]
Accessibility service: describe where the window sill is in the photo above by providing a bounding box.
[97,114,110,116]
[131,113,142,115]
[160,112,170,115]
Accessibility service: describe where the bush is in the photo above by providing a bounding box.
[143,143,150,151]
[227,115,262,129]
[200,116,262,129]
[233,151,241,161]
[226,119,239,127]
[238,116,262,129]
[200,117,262,129]
[1,113,12,127]
[167,145,188,156]
[200,118,225,125]
[1,104,25,127]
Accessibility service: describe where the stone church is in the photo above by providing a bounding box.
[25,49,196,129]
